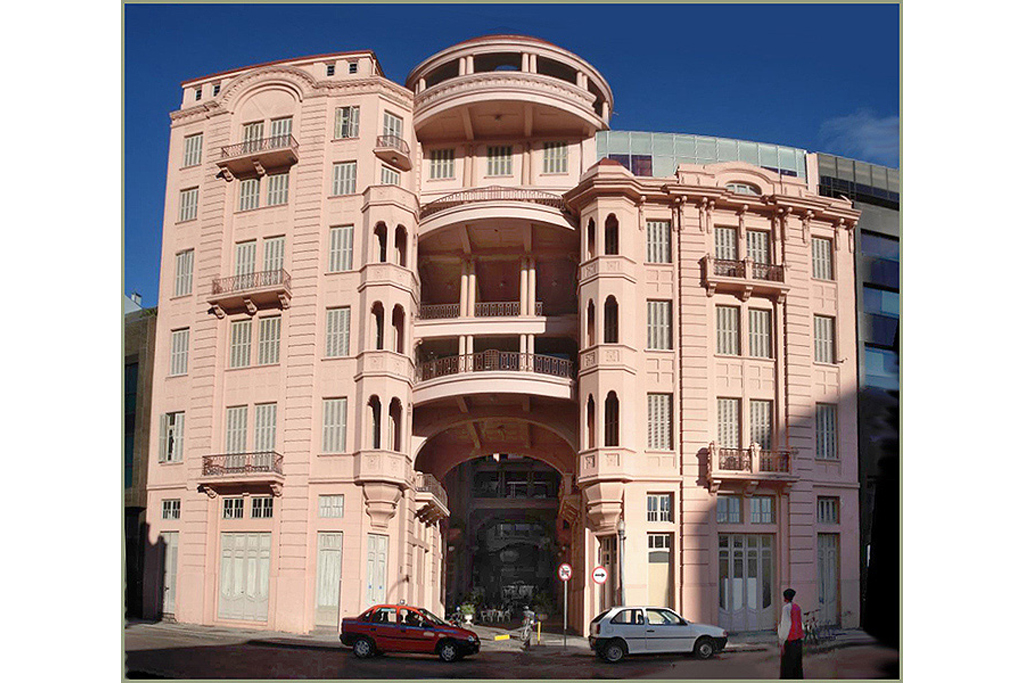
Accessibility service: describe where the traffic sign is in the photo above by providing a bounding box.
[558,563,573,581]
[592,565,608,584]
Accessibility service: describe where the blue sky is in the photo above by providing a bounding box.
[124,2,899,305]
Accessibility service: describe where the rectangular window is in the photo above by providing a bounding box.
[235,240,257,277]
[647,393,673,450]
[239,177,260,211]
[814,315,836,363]
[382,111,403,139]
[257,316,281,365]
[242,121,264,152]
[182,133,203,167]
[325,307,351,357]
[647,300,672,350]
[194,87,202,101]
[381,165,400,185]
[179,187,198,222]
[319,494,345,518]
[812,237,834,280]
[322,398,348,453]
[714,226,738,261]
[542,141,568,174]
[750,400,773,450]
[817,497,840,524]
[263,236,285,273]
[716,495,741,524]
[266,173,289,206]
[429,149,455,179]
[335,106,360,139]
[159,412,184,462]
[348,61,358,74]
[487,145,513,176]
[865,347,899,390]
[648,533,671,550]
[751,496,775,524]
[252,497,274,519]
[229,319,252,369]
[815,403,838,460]
[225,406,248,454]
[270,116,292,144]
[223,498,244,520]
[329,225,354,272]
[162,499,181,520]
[332,161,357,195]
[212,83,220,96]
[169,329,189,376]
[647,494,673,522]
[748,309,772,358]
[646,220,671,263]
[746,230,771,265]
[326,63,335,76]
[717,398,740,449]
[253,403,277,452]
[174,249,194,297]
[716,306,740,355]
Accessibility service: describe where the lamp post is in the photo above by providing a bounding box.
[616,516,626,606]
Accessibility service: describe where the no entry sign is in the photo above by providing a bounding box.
[558,563,573,581]
[592,565,609,584]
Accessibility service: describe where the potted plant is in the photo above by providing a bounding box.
[532,592,554,621]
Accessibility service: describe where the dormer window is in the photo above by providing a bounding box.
[348,61,358,74]
[194,88,202,102]
[726,182,761,196]
[212,83,221,96]
[326,63,335,76]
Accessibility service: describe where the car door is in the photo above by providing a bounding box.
[369,606,400,651]
[608,608,646,653]
[397,608,435,653]
[644,608,695,654]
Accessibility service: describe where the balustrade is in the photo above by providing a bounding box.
[415,349,574,382]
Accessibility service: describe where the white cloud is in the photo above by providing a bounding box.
[818,109,899,168]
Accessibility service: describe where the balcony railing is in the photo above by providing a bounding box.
[202,452,283,477]
[376,134,410,156]
[717,447,751,472]
[374,134,412,171]
[416,301,546,320]
[703,255,789,300]
[709,257,785,282]
[415,350,574,382]
[475,301,519,317]
[221,135,298,160]
[212,269,291,296]
[750,262,785,282]
[420,186,566,219]
[415,472,449,508]
[707,443,795,493]
[417,303,461,320]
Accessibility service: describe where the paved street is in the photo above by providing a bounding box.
[125,621,899,679]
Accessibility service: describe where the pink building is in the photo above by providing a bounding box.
[144,35,860,635]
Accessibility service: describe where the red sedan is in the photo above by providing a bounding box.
[340,604,481,662]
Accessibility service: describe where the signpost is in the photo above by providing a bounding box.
[592,565,608,584]
[557,563,572,648]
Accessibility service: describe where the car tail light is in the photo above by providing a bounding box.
[594,624,600,635]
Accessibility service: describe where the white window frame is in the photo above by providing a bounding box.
[717,398,740,449]
[239,177,260,211]
[257,316,281,366]
[646,494,673,522]
[263,236,285,273]
[169,329,189,376]
[159,411,184,463]
[750,496,775,524]
[647,393,673,450]
[242,121,264,152]
[322,398,348,453]
[325,307,351,357]
[716,306,740,355]
[646,219,671,264]
[252,496,274,519]
[647,300,672,350]
[224,406,248,454]
[235,241,257,278]
[486,145,513,176]
[253,403,277,452]
[319,494,345,518]
[335,106,360,139]
[648,533,672,550]
[716,495,741,524]
[714,226,738,261]
[178,187,198,222]
[162,499,181,520]
[229,319,252,369]
[222,497,244,520]
[815,403,838,460]
[381,165,400,186]
[542,141,568,174]
[814,315,836,364]
[174,249,194,298]
[812,237,834,280]
[748,308,772,358]
[746,230,771,265]
[332,161,357,196]
[266,173,289,206]
[429,148,455,179]
[382,111,403,139]
[329,225,354,272]
[750,400,773,450]
[817,496,840,524]
[182,133,203,167]
[269,116,292,145]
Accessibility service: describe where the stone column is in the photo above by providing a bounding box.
[464,144,474,188]
[467,260,477,317]
[521,52,530,71]
[527,258,537,316]
[520,257,529,316]
[458,56,466,76]
[460,260,469,317]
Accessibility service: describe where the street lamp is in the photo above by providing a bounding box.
[616,516,626,606]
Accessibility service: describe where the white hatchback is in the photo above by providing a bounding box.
[588,606,728,662]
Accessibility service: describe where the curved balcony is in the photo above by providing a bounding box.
[216,135,298,179]
[419,186,574,236]
[701,255,790,301]
[199,452,285,496]
[413,350,575,403]
[374,134,412,171]
[414,472,450,522]
[208,268,291,317]
[706,443,797,494]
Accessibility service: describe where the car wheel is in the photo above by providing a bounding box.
[353,637,375,659]
[438,640,459,663]
[601,640,626,663]
[694,637,715,660]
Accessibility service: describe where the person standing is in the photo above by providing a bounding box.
[520,605,536,650]
[777,588,804,679]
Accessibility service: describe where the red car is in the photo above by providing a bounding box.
[340,604,481,662]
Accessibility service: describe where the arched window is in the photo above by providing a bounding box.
[603,296,618,344]
[395,225,408,267]
[368,396,382,449]
[388,398,402,452]
[587,300,596,347]
[725,182,761,196]
[587,218,596,260]
[391,305,405,354]
[604,391,619,447]
[605,214,619,255]
[371,302,384,350]
[374,223,388,263]
[586,395,596,450]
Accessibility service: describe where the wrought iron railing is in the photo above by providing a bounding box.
[416,301,546,320]
[420,186,566,219]
[417,303,460,320]
[709,256,785,283]
[718,448,750,471]
[202,452,283,476]
[211,269,291,296]
[415,472,449,507]
[415,350,574,382]
[534,301,544,316]
[714,446,793,474]
[712,258,745,278]
[221,135,298,159]
[475,301,519,317]
[759,450,792,473]
[375,134,410,156]
[750,262,785,282]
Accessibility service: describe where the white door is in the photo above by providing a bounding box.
[219,532,271,621]
[316,533,344,628]
[366,534,389,607]
[161,531,178,616]
[718,534,774,632]
[818,533,840,625]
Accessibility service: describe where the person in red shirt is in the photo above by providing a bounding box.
[777,588,804,678]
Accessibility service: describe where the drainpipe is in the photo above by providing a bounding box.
[675,195,687,614]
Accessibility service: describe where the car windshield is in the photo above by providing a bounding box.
[418,608,445,625]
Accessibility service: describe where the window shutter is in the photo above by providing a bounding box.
[814,316,835,363]
[225,406,248,454]
[257,316,281,365]
[170,329,189,375]
[325,308,350,357]
[235,241,257,278]
[746,230,770,265]
[816,403,838,459]
[175,250,194,297]
[812,237,834,280]
[266,174,289,206]
[329,225,353,272]
[715,227,737,261]
[750,400,773,450]
[717,398,740,448]
[254,403,277,452]
[229,320,252,368]
[159,413,169,462]
[646,220,671,264]
[263,236,285,273]
[749,309,771,358]
[322,398,348,453]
